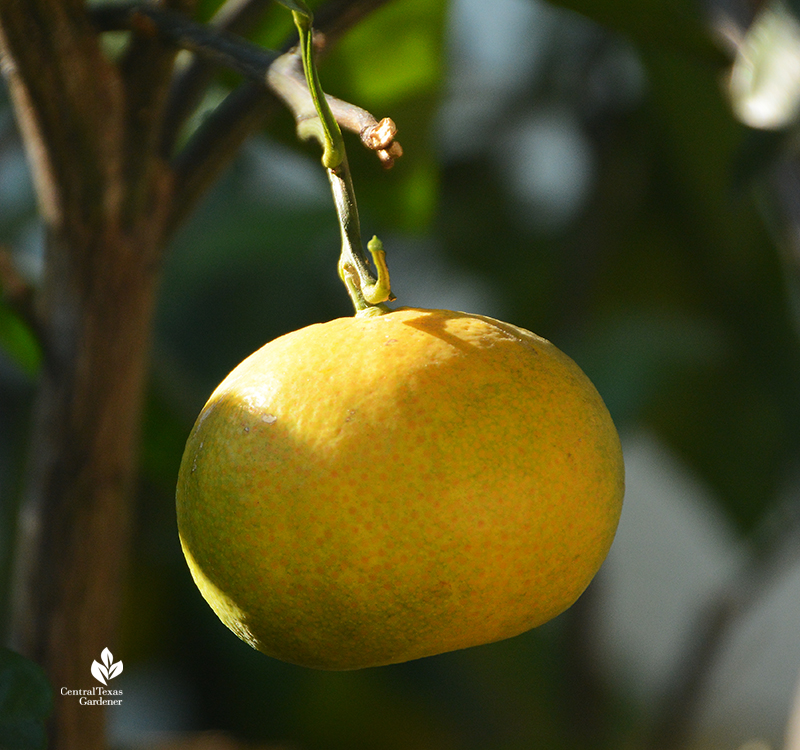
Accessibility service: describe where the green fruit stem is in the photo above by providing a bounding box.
[286,7,394,314]
[329,166,393,314]
[292,9,343,170]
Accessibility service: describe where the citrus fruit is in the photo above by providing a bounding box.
[176,307,624,670]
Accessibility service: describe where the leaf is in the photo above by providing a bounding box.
[90,661,108,686]
[96,649,122,681]
[0,648,52,750]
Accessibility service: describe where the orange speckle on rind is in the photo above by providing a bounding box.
[176,308,624,670]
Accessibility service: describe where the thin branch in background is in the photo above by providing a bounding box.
[117,0,197,223]
[168,80,274,234]
[91,3,279,82]
[167,44,403,234]
[90,0,281,233]
[160,0,273,156]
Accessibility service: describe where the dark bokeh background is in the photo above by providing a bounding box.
[3,0,800,748]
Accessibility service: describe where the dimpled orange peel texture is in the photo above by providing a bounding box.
[176,307,624,670]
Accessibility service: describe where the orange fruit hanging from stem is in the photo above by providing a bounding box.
[176,307,624,670]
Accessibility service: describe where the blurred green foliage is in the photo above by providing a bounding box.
[2,0,800,748]
[0,305,40,377]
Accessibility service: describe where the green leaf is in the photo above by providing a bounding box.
[0,648,52,750]
[0,302,42,376]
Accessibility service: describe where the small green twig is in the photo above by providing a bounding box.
[282,5,395,313]
[291,9,344,169]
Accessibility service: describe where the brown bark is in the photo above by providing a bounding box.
[9,221,167,746]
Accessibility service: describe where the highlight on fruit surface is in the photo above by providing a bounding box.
[176,307,624,670]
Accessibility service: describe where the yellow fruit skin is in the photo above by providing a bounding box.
[176,308,624,670]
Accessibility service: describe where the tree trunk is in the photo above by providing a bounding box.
[8,223,166,747]
[0,2,176,746]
